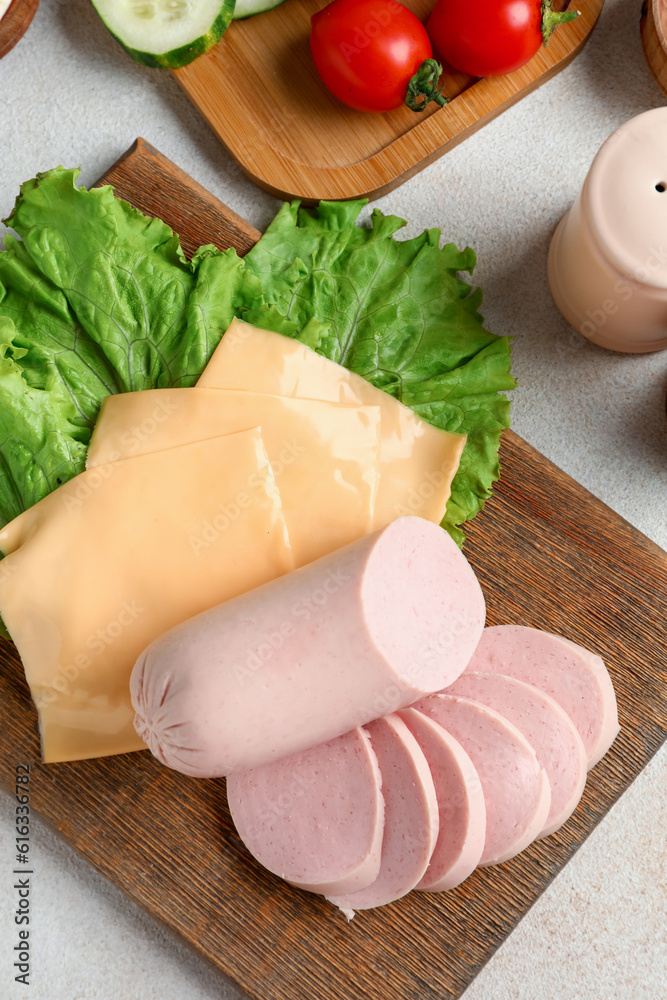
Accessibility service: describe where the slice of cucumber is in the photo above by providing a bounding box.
[232,0,289,19]
[91,0,235,69]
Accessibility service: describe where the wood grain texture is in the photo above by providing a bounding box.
[173,0,604,202]
[0,0,39,60]
[1,141,666,1000]
[641,0,667,97]
[103,139,261,258]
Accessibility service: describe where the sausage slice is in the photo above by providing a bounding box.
[399,707,486,891]
[448,673,587,838]
[465,626,620,768]
[227,728,384,896]
[327,714,439,913]
[413,694,551,866]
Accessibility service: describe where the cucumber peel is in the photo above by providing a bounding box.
[91,0,235,69]
[232,0,289,19]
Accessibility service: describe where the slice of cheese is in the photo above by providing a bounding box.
[0,429,294,763]
[86,388,381,567]
[198,320,467,526]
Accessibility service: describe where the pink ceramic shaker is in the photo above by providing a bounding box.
[548,107,667,353]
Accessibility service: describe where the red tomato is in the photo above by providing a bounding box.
[310,0,434,113]
[427,0,577,78]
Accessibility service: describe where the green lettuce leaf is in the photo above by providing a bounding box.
[0,234,122,433]
[244,200,515,542]
[5,167,202,392]
[0,168,273,528]
[0,320,88,526]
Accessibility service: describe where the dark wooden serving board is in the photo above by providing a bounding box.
[1,139,666,1000]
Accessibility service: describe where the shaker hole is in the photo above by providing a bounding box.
[656,182,666,192]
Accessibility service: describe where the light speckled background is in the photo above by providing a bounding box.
[1,0,666,997]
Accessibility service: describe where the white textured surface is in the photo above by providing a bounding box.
[0,0,666,997]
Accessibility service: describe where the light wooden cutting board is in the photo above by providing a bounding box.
[172,0,605,201]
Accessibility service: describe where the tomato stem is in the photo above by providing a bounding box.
[541,0,580,46]
[405,59,449,113]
